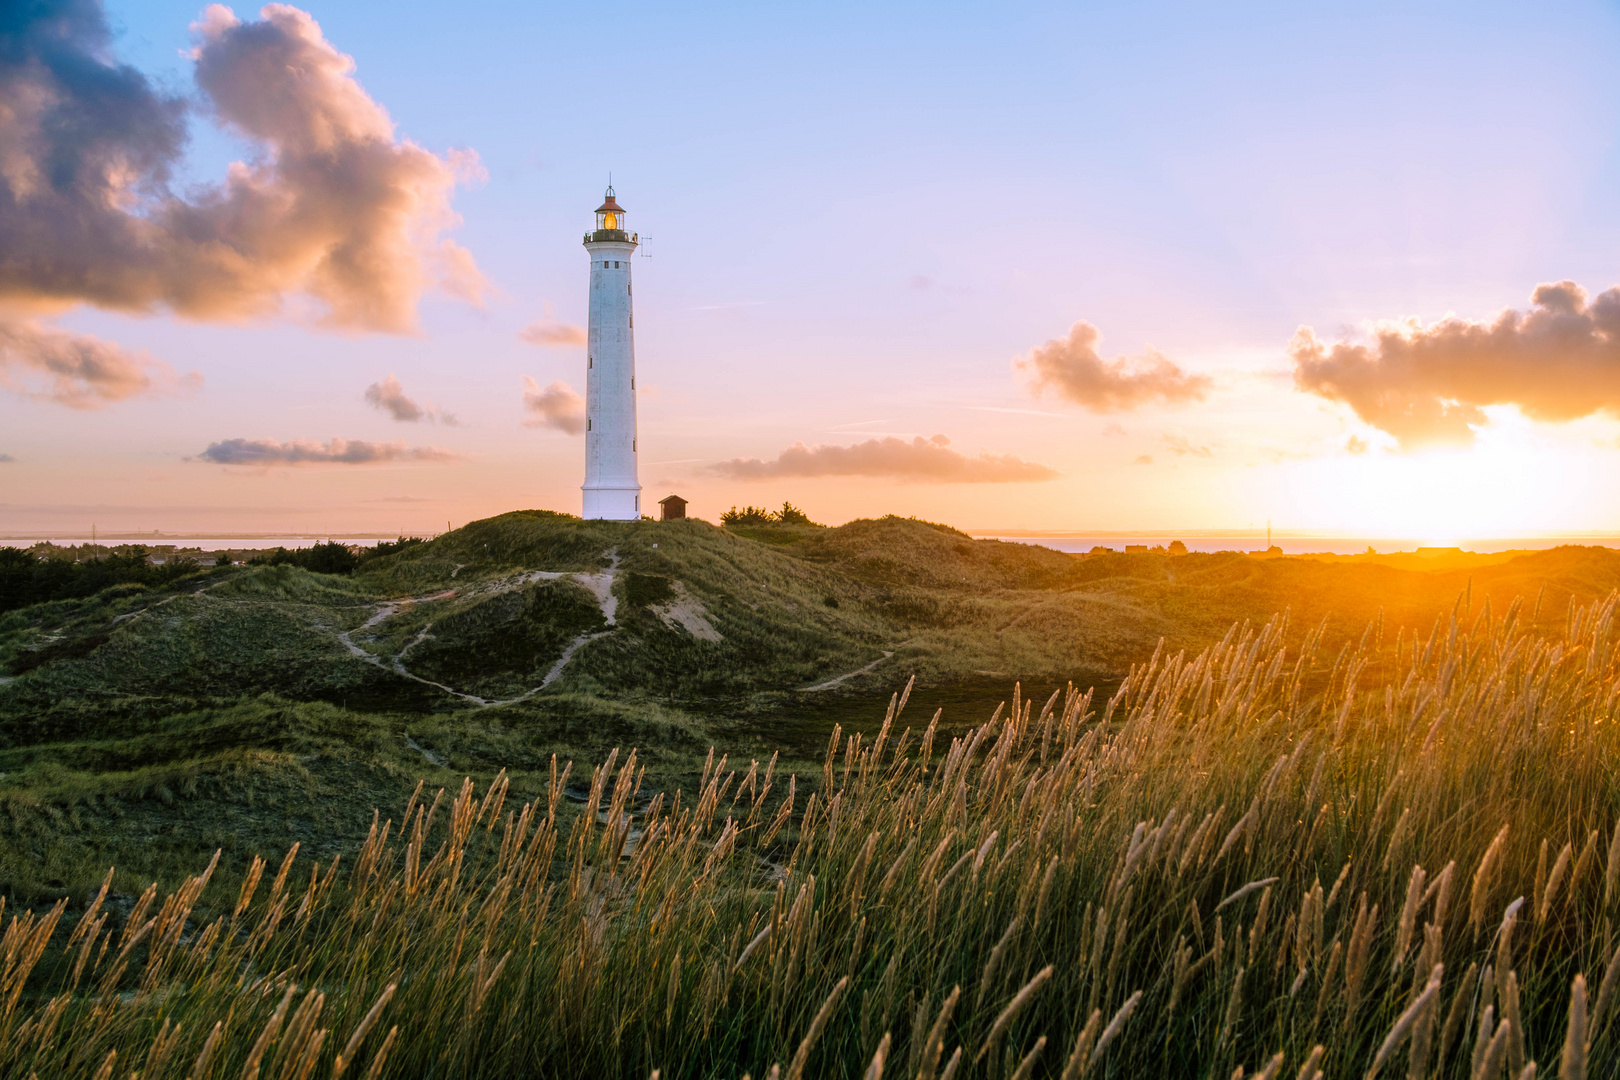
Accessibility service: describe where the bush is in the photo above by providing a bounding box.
[363,536,429,562]
[623,572,674,608]
[721,501,824,527]
[245,537,424,576]
[720,505,775,526]
[248,541,359,575]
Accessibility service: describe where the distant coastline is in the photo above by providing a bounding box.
[0,533,417,549]
[7,528,1620,557]
[970,533,1620,556]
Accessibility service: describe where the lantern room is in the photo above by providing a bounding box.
[595,187,626,234]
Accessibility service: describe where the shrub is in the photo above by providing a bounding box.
[623,571,674,608]
[363,536,429,562]
[721,501,824,528]
[249,541,359,575]
[721,504,777,526]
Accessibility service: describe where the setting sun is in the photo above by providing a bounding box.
[1280,434,1598,540]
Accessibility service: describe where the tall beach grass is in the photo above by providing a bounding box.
[5,592,1620,1077]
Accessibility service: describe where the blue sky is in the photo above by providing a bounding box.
[4,0,1620,536]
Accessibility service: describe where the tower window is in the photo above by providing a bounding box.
[587,418,591,431]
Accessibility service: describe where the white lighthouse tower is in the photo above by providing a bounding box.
[581,185,642,520]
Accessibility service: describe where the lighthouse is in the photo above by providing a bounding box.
[581,185,642,520]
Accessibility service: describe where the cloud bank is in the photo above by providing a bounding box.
[0,0,485,332]
[519,319,587,346]
[1291,281,1620,447]
[1019,322,1212,412]
[711,434,1057,483]
[364,373,456,424]
[0,319,200,407]
[521,377,584,434]
[197,437,457,465]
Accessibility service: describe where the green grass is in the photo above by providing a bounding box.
[7,512,1620,910]
[5,593,1620,1076]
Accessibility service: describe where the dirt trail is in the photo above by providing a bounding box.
[335,552,622,707]
[802,642,910,692]
[405,735,448,768]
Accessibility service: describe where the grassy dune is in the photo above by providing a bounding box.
[5,591,1620,1077]
[6,513,1620,1075]
[5,513,1620,904]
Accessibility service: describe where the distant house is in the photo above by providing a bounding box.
[1125,545,1149,555]
[658,495,688,521]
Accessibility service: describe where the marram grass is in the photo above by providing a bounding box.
[6,594,1620,1078]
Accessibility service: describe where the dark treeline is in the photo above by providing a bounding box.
[0,547,202,614]
[0,536,428,615]
[247,537,425,575]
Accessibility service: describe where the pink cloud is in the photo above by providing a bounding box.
[711,434,1057,483]
[1292,281,1620,447]
[364,373,458,425]
[197,436,458,465]
[0,320,200,408]
[519,320,588,347]
[1020,322,1212,412]
[522,376,585,434]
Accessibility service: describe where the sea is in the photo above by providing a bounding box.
[0,535,399,550]
[5,533,1617,557]
[970,535,1620,556]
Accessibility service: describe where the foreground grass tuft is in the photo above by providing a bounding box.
[6,593,1620,1077]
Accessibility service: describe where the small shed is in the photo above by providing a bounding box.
[658,495,688,521]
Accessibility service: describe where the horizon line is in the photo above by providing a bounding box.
[7,526,1620,543]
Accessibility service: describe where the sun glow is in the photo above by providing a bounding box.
[1279,435,1598,540]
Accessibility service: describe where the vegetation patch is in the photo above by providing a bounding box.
[622,571,675,609]
[404,580,608,699]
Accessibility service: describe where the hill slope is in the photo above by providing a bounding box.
[3,510,1620,904]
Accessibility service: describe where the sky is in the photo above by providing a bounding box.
[3,0,1620,539]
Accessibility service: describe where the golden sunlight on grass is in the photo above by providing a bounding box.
[6,593,1620,1077]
